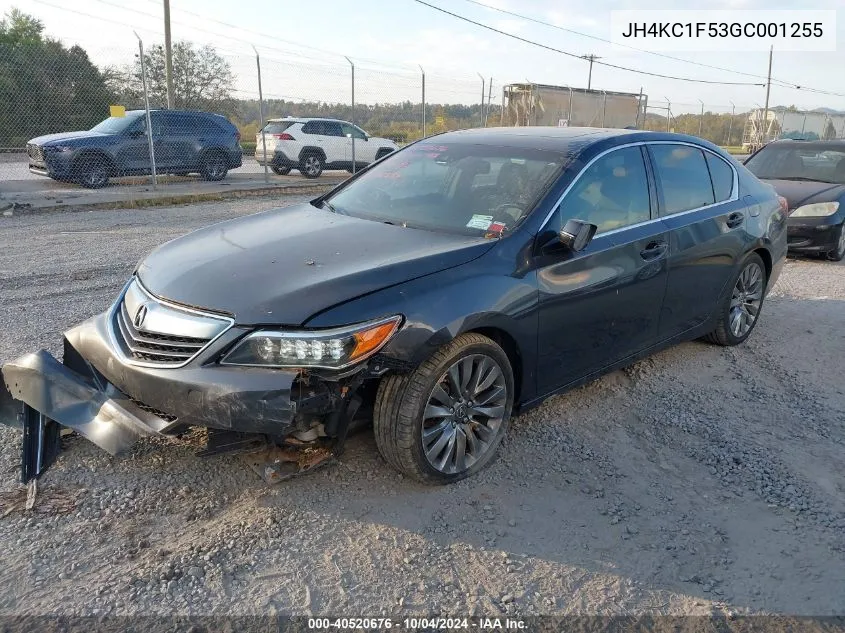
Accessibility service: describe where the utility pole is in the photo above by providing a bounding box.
[762,45,773,146]
[581,54,600,90]
[163,0,174,109]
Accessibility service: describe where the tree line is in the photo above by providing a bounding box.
[4,7,829,150]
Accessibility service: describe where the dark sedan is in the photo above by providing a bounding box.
[744,139,845,261]
[1,128,786,485]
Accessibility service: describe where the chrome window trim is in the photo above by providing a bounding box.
[539,140,740,235]
[107,276,234,369]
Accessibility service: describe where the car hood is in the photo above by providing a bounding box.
[137,203,495,325]
[763,178,845,209]
[28,131,107,146]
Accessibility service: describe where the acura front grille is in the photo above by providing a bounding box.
[110,278,232,367]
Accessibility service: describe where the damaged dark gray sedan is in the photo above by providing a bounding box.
[1,127,787,485]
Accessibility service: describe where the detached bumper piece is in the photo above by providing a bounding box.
[1,350,174,483]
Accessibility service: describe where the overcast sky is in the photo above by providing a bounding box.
[6,0,844,115]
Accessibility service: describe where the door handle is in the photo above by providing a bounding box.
[640,241,667,261]
[726,212,745,228]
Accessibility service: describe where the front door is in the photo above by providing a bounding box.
[342,122,376,167]
[535,145,669,394]
[646,143,749,341]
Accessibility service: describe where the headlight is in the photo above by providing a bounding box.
[790,202,839,217]
[221,315,402,369]
[44,145,73,153]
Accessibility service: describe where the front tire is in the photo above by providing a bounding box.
[705,253,767,346]
[200,153,228,181]
[373,333,514,484]
[75,156,110,189]
[271,165,291,175]
[827,222,845,262]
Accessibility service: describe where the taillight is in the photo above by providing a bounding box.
[777,195,789,215]
[274,133,295,140]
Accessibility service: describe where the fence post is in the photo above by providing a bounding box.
[698,99,704,138]
[253,46,269,184]
[726,101,735,145]
[345,56,355,173]
[477,73,485,127]
[601,90,607,127]
[419,65,426,138]
[134,31,157,190]
[487,77,493,126]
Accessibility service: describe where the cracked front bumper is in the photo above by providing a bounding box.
[0,311,303,482]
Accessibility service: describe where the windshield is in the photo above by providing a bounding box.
[90,113,143,134]
[745,145,845,184]
[323,142,565,236]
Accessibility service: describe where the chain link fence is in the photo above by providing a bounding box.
[0,7,841,205]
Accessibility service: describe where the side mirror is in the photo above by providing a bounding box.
[559,219,597,251]
[346,133,352,138]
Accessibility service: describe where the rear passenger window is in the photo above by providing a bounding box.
[650,144,715,215]
[705,152,734,202]
[302,121,323,135]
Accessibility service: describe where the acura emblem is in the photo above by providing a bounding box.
[134,304,149,329]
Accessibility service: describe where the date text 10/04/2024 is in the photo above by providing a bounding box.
[307,618,527,630]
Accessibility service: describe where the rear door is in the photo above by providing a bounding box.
[647,143,748,341]
[154,112,193,170]
[535,145,670,394]
[320,121,347,166]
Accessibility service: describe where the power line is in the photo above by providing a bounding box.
[458,0,845,98]
[412,0,764,86]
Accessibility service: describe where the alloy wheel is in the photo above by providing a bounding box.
[729,261,764,338]
[304,156,321,176]
[422,354,508,475]
[205,156,226,179]
[81,163,107,188]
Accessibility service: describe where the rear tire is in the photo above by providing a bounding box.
[271,165,291,176]
[373,333,514,485]
[200,152,228,181]
[827,222,845,262]
[299,153,324,178]
[704,253,767,346]
[75,156,110,189]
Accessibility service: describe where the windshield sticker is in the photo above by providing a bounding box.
[466,214,494,230]
[485,221,507,238]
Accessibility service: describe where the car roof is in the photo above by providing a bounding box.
[266,117,348,124]
[125,109,228,120]
[421,126,725,155]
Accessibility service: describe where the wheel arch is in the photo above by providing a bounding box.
[298,146,327,162]
[72,150,117,176]
[462,325,524,405]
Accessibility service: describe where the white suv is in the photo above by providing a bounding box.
[254,117,399,178]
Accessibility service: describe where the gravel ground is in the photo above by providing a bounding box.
[0,198,843,619]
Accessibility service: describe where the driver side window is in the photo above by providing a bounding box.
[555,146,651,234]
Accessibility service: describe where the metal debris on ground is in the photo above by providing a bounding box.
[241,443,336,484]
[0,484,85,516]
